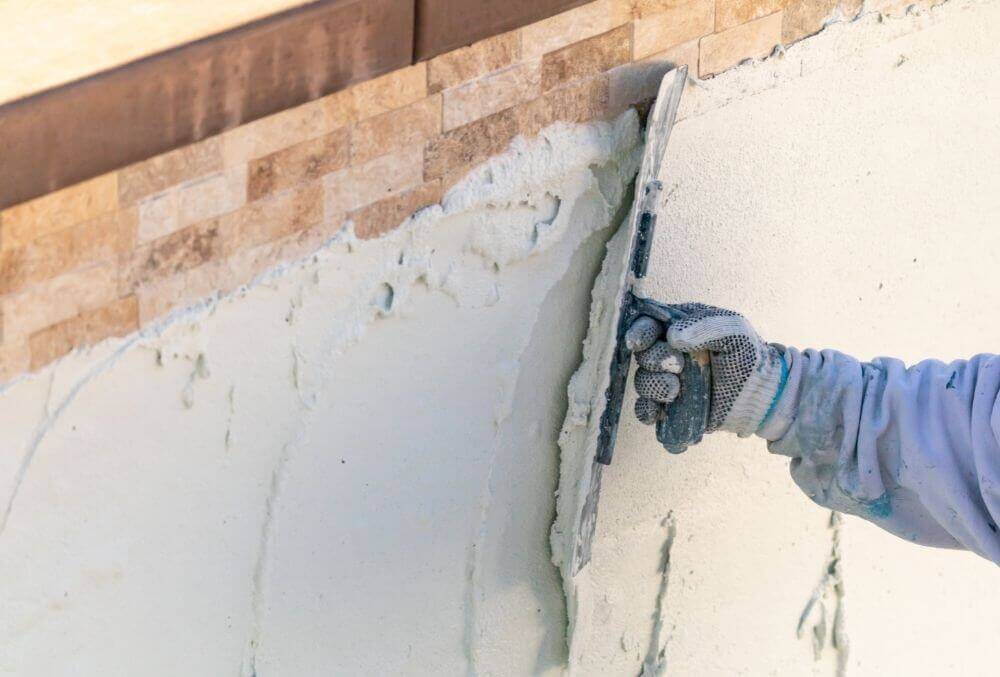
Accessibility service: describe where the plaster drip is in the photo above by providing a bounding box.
[242,440,295,677]
[797,512,848,677]
[639,515,676,677]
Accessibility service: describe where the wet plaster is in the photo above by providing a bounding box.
[0,111,642,675]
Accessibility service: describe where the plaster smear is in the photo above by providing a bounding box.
[0,113,641,675]
[559,0,1000,675]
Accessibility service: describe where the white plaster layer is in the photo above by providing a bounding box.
[0,114,642,675]
[564,0,1000,674]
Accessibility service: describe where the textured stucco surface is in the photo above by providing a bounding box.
[1,1,999,675]
[568,1,1000,674]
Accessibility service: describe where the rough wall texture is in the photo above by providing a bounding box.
[1,0,998,675]
[566,1,1000,674]
[0,0,940,384]
[0,115,641,675]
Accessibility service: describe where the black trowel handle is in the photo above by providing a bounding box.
[629,298,712,454]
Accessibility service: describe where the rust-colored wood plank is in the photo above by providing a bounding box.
[414,0,592,60]
[0,0,414,210]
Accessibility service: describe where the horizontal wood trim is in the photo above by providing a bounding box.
[414,0,592,60]
[0,0,414,210]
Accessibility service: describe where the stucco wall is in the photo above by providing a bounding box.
[1,1,998,675]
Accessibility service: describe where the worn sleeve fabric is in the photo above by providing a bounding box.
[756,347,1000,565]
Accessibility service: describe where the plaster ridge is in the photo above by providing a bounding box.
[0,334,140,540]
[241,439,295,677]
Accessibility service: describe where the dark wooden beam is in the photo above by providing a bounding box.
[413,0,592,60]
[0,0,414,210]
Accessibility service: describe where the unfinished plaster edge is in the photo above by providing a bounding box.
[678,0,962,123]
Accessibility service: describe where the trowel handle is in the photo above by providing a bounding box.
[656,349,710,454]
[629,298,712,454]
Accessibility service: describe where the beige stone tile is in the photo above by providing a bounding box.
[424,108,520,181]
[118,137,224,206]
[521,0,632,61]
[699,11,783,76]
[351,181,443,240]
[221,98,333,165]
[3,263,118,341]
[634,0,715,59]
[324,63,428,128]
[138,165,247,244]
[326,145,424,215]
[1,173,118,251]
[28,295,138,370]
[223,181,324,252]
[782,0,862,43]
[0,340,30,383]
[716,0,786,31]
[428,31,522,93]
[542,25,631,92]
[352,95,442,165]
[609,40,698,115]
[442,63,540,131]
[0,208,135,296]
[247,130,349,201]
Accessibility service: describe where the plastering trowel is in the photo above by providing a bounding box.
[597,65,713,462]
[569,66,711,575]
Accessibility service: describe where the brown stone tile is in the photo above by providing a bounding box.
[782,0,862,44]
[428,31,522,94]
[221,98,334,165]
[29,296,139,370]
[424,108,520,181]
[516,74,611,137]
[224,181,325,251]
[353,96,443,165]
[442,63,541,131]
[1,173,118,251]
[541,25,631,92]
[2,263,119,341]
[326,146,424,215]
[0,208,136,296]
[325,64,428,128]
[351,181,443,240]
[124,220,224,291]
[699,11,783,77]
[634,0,715,59]
[609,41,698,115]
[247,130,350,201]
[521,0,632,60]
[716,0,786,31]
[118,137,224,206]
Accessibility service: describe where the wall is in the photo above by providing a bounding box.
[1,0,999,675]
[562,1,1000,675]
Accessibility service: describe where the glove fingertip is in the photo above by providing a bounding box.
[634,397,664,425]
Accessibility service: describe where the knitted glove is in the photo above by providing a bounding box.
[627,303,787,437]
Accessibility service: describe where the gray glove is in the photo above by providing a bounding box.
[626,303,786,437]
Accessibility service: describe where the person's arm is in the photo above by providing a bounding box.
[628,303,1000,565]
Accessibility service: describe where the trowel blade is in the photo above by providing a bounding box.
[571,66,687,575]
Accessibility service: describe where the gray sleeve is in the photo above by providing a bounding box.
[757,347,1000,565]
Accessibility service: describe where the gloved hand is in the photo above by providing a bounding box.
[626,303,787,437]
